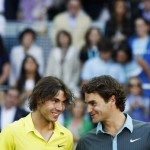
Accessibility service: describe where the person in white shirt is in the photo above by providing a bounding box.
[0,87,28,131]
[9,28,44,86]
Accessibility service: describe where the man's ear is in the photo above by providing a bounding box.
[109,95,116,105]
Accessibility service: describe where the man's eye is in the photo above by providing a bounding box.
[63,101,67,105]
[53,99,58,103]
[91,102,96,106]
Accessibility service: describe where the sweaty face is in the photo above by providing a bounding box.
[85,93,111,123]
[37,90,67,123]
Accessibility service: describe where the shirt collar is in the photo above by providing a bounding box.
[96,113,133,135]
[25,113,65,135]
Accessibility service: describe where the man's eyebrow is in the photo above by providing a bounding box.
[86,100,95,104]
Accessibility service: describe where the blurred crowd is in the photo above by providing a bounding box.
[0,0,150,149]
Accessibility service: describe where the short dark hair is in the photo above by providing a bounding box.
[113,43,133,62]
[29,76,74,111]
[99,39,112,52]
[19,28,36,43]
[56,30,72,47]
[4,87,19,95]
[82,75,126,112]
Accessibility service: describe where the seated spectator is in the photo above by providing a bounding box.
[81,40,125,84]
[125,77,150,122]
[0,87,28,131]
[128,17,150,96]
[65,98,93,149]
[16,55,41,111]
[4,0,20,20]
[81,0,111,21]
[135,0,150,24]
[47,0,66,20]
[79,27,102,65]
[51,0,92,49]
[0,0,6,35]
[113,43,150,82]
[0,35,10,86]
[105,0,133,49]
[18,0,52,34]
[17,0,52,22]
[45,30,80,96]
[9,28,44,86]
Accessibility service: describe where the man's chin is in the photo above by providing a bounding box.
[92,118,100,123]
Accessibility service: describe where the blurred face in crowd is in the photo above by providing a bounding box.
[22,32,34,49]
[58,32,70,48]
[128,78,142,96]
[24,56,38,74]
[143,0,150,11]
[135,18,149,37]
[72,100,84,118]
[116,50,128,63]
[114,0,126,16]
[100,51,112,62]
[36,90,66,123]
[67,0,81,16]
[4,89,20,109]
[88,28,101,46]
[85,93,113,123]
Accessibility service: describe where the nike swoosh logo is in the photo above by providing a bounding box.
[58,144,65,148]
[130,138,141,142]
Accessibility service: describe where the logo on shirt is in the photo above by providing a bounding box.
[58,144,65,148]
[130,138,141,143]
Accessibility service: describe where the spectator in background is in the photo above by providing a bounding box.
[113,43,150,82]
[4,0,20,20]
[47,0,66,20]
[125,77,150,122]
[46,30,80,97]
[79,27,101,65]
[17,0,52,23]
[0,35,10,86]
[9,28,44,86]
[51,0,91,49]
[81,40,125,84]
[17,0,52,34]
[136,0,150,24]
[81,0,111,21]
[0,87,28,131]
[128,17,150,97]
[65,98,93,149]
[0,0,6,35]
[105,0,133,49]
[16,55,41,112]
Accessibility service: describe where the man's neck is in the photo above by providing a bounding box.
[102,112,126,137]
[31,111,54,131]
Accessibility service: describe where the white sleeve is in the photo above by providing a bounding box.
[81,61,93,80]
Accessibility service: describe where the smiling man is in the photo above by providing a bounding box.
[76,75,150,150]
[0,76,74,150]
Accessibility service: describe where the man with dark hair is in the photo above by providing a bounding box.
[0,87,28,132]
[76,75,150,150]
[0,76,74,150]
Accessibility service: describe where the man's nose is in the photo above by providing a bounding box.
[56,102,64,111]
[87,105,92,113]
